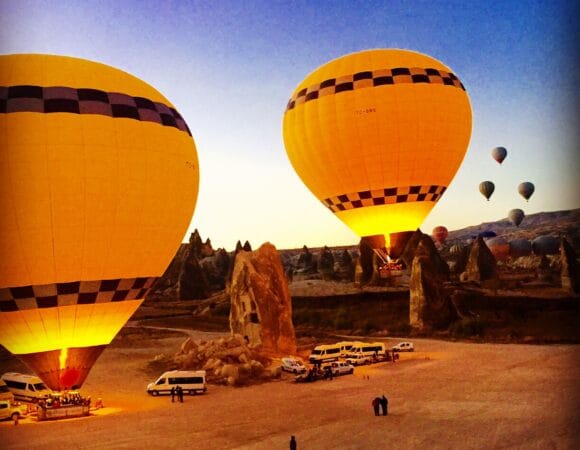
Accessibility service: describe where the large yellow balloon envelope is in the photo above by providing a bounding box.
[0,54,199,390]
[283,49,472,256]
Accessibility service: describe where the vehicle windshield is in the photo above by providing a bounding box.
[311,350,322,355]
[34,383,47,391]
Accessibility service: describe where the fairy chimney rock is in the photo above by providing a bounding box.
[560,238,579,293]
[462,236,498,282]
[409,234,453,330]
[229,242,297,356]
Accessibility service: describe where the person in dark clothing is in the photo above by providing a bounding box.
[170,386,176,403]
[290,435,297,450]
[372,397,381,416]
[380,395,388,416]
[177,386,184,403]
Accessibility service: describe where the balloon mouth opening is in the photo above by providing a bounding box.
[17,345,107,391]
[361,231,414,259]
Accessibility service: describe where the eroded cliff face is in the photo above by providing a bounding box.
[229,242,297,357]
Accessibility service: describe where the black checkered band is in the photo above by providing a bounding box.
[286,67,465,111]
[0,277,157,312]
[323,185,447,213]
[0,85,191,136]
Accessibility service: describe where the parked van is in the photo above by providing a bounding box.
[308,344,341,364]
[0,380,14,402]
[336,341,359,357]
[1,373,51,403]
[147,370,207,396]
[346,342,387,361]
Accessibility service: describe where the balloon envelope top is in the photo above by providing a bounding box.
[0,54,199,390]
[283,49,472,251]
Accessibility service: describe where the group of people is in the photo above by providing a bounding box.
[371,395,389,416]
[170,386,185,403]
[38,392,90,409]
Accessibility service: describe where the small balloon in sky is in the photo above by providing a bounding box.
[479,181,495,201]
[491,146,507,164]
[432,226,449,244]
[508,208,525,227]
[518,182,535,202]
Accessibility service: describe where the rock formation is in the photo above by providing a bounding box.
[358,239,376,284]
[155,334,282,387]
[399,229,424,268]
[334,249,355,281]
[409,234,453,330]
[296,245,316,274]
[229,242,297,356]
[560,238,579,293]
[318,246,335,279]
[461,236,498,282]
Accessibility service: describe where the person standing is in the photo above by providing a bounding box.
[170,386,176,403]
[380,395,389,416]
[290,435,297,450]
[372,397,381,416]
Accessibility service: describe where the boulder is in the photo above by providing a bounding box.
[409,235,454,330]
[179,338,197,355]
[229,242,297,357]
[560,238,578,293]
[462,236,498,282]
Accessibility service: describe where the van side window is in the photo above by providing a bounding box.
[0,404,7,410]
[5,381,26,390]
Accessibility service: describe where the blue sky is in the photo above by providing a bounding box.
[1,0,578,249]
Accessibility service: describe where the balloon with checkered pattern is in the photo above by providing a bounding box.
[0,54,199,391]
[283,49,472,257]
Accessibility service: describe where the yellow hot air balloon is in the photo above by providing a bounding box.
[0,54,199,391]
[283,49,472,257]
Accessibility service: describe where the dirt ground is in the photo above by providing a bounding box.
[1,330,579,449]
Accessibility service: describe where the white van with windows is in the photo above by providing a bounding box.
[0,380,14,402]
[308,344,341,364]
[346,342,387,362]
[147,370,207,396]
[336,341,359,357]
[1,373,51,403]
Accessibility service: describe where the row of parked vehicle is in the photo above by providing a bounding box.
[308,340,414,366]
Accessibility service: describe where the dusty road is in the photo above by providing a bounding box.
[1,335,579,449]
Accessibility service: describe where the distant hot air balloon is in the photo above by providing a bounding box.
[479,181,495,201]
[0,55,199,391]
[518,182,535,202]
[283,49,472,258]
[491,146,507,164]
[509,239,532,259]
[486,236,510,262]
[508,208,525,227]
[532,236,560,256]
[432,226,449,244]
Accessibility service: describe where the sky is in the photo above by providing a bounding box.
[1,0,578,250]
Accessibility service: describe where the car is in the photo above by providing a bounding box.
[345,353,372,366]
[281,357,307,374]
[0,400,27,421]
[147,370,207,396]
[392,342,414,352]
[328,361,354,376]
